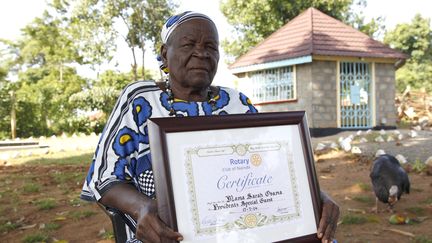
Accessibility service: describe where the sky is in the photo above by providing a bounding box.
[1,0,432,87]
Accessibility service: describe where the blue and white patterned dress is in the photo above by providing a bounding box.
[81,80,257,238]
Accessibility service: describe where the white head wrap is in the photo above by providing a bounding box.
[161,11,215,44]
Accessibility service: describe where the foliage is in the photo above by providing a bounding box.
[412,159,427,173]
[220,0,383,60]
[22,233,49,243]
[341,214,368,224]
[384,14,432,92]
[72,0,176,80]
[36,198,57,210]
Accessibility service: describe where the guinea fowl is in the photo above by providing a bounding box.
[370,154,410,213]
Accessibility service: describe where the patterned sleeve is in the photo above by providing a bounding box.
[81,82,155,201]
[239,92,258,113]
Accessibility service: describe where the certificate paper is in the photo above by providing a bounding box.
[186,142,300,236]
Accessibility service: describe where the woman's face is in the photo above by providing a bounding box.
[162,19,219,90]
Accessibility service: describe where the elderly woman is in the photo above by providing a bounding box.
[81,11,339,243]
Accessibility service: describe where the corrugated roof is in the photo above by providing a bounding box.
[229,8,408,70]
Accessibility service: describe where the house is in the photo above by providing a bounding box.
[229,8,408,130]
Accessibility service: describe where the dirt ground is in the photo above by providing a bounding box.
[0,129,431,243]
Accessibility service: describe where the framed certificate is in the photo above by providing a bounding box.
[148,111,321,243]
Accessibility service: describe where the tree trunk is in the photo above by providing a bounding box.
[131,47,138,81]
[10,91,16,139]
[141,46,145,81]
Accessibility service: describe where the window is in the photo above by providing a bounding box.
[248,66,295,103]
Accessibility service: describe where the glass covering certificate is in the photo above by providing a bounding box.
[149,112,321,243]
[185,142,300,235]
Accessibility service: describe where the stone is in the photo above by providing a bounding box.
[61,133,68,139]
[359,137,368,143]
[379,129,386,135]
[351,146,362,154]
[338,137,344,143]
[329,142,339,150]
[375,136,385,143]
[315,143,327,151]
[404,107,416,119]
[393,130,401,135]
[375,149,386,157]
[395,154,408,164]
[419,116,429,128]
[413,125,422,131]
[356,130,363,136]
[425,156,432,166]
[386,136,395,142]
[39,136,46,140]
[397,134,404,141]
[366,129,372,134]
[50,135,57,139]
[340,138,352,152]
[409,130,418,138]
[425,156,432,176]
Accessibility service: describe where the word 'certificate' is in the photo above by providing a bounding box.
[184,142,301,236]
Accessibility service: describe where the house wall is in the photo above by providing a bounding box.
[310,61,338,128]
[255,63,314,126]
[240,60,397,128]
[374,63,397,126]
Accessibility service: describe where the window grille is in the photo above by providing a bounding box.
[339,62,372,128]
[248,66,294,103]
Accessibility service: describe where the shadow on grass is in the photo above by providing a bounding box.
[9,151,94,166]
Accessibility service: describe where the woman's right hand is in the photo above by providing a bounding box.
[99,184,183,243]
[135,199,183,243]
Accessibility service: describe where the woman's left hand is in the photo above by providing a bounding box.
[317,191,340,243]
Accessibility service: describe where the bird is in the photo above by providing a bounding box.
[370,154,410,213]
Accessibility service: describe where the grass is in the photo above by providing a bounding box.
[8,151,93,166]
[101,230,115,240]
[22,183,41,194]
[22,233,49,243]
[341,214,368,225]
[406,206,426,215]
[35,198,57,210]
[412,159,427,173]
[0,221,19,233]
[44,222,61,231]
[421,197,432,205]
[341,214,379,225]
[68,210,96,220]
[356,182,371,191]
[353,195,373,203]
[51,171,84,186]
[414,236,432,243]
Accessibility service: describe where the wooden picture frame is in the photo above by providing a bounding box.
[148,111,321,243]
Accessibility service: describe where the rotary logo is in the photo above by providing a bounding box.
[243,214,258,228]
[250,154,262,167]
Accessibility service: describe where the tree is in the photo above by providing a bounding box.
[384,14,432,91]
[73,0,176,81]
[220,0,385,60]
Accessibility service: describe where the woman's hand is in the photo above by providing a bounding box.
[99,183,183,243]
[317,191,340,243]
[135,199,183,243]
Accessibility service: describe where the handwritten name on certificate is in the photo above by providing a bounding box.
[184,142,301,236]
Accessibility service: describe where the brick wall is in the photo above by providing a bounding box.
[255,63,314,126]
[310,61,338,128]
[374,63,397,126]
